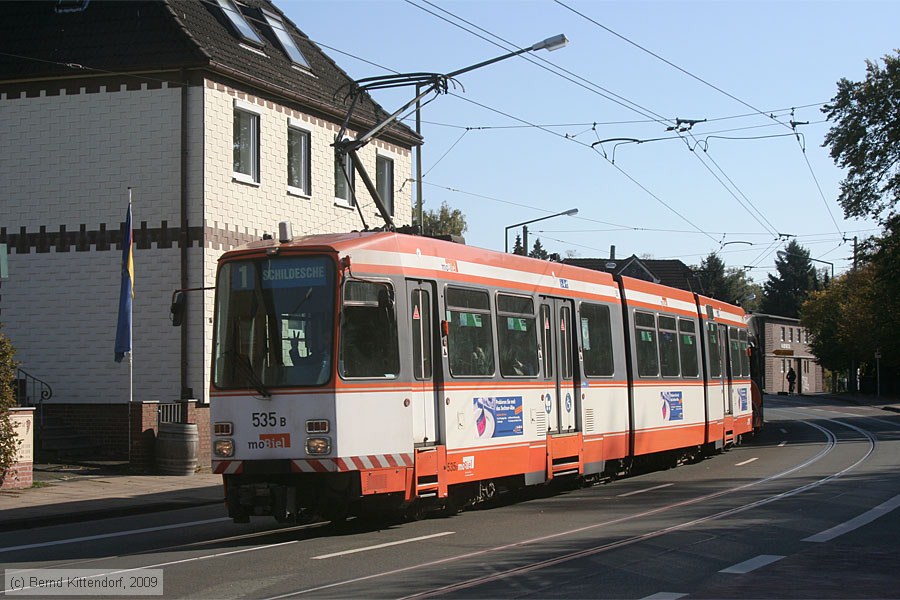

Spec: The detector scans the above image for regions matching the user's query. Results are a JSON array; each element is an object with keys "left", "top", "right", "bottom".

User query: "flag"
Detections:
[{"left": 114, "top": 201, "right": 134, "bottom": 362}]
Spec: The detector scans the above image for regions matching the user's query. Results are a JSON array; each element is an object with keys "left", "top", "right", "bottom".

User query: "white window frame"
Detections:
[
  {"left": 375, "top": 151, "right": 395, "bottom": 217},
  {"left": 287, "top": 118, "right": 311, "bottom": 197},
  {"left": 233, "top": 99, "right": 260, "bottom": 185},
  {"left": 334, "top": 140, "right": 355, "bottom": 208}
]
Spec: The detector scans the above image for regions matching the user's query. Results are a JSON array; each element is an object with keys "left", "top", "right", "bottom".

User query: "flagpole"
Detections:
[
  {"left": 127, "top": 188, "right": 133, "bottom": 465},
  {"left": 116, "top": 189, "right": 135, "bottom": 465}
]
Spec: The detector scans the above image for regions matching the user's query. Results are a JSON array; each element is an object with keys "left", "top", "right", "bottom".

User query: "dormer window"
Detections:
[
  {"left": 216, "top": 0, "right": 263, "bottom": 46},
  {"left": 261, "top": 8, "right": 310, "bottom": 69},
  {"left": 55, "top": 0, "right": 90, "bottom": 13}
]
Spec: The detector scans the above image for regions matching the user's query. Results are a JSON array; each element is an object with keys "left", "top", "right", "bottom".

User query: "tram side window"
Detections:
[
  {"left": 580, "top": 303, "right": 614, "bottom": 377},
  {"left": 729, "top": 327, "right": 742, "bottom": 378},
  {"left": 559, "top": 306, "right": 573, "bottom": 380},
  {"left": 739, "top": 329, "right": 750, "bottom": 377},
  {"left": 707, "top": 322, "right": 723, "bottom": 379},
  {"left": 497, "top": 294, "right": 538, "bottom": 377},
  {"left": 634, "top": 311, "right": 659, "bottom": 377},
  {"left": 658, "top": 315, "right": 680, "bottom": 377},
  {"left": 340, "top": 280, "right": 400, "bottom": 378},
  {"left": 540, "top": 304, "right": 552, "bottom": 378},
  {"left": 411, "top": 288, "right": 432, "bottom": 380},
  {"left": 447, "top": 287, "right": 494, "bottom": 377},
  {"left": 678, "top": 319, "right": 700, "bottom": 377}
]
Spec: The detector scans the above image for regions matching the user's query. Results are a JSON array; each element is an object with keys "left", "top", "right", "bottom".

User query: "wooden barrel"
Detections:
[{"left": 156, "top": 423, "right": 199, "bottom": 476}]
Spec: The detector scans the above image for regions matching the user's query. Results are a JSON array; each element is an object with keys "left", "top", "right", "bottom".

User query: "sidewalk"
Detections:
[
  {"left": 811, "top": 391, "right": 900, "bottom": 413},
  {"left": 0, "top": 463, "right": 222, "bottom": 532}
]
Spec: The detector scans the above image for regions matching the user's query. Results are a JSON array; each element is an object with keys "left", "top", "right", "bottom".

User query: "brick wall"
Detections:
[
  {"left": 40, "top": 401, "right": 210, "bottom": 473},
  {"left": 0, "top": 408, "right": 35, "bottom": 490}
]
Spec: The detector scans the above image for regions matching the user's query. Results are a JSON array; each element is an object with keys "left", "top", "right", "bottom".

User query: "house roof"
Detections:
[
  {"left": 563, "top": 255, "right": 704, "bottom": 293},
  {"left": 0, "top": 0, "right": 419, "bottom": 147}
]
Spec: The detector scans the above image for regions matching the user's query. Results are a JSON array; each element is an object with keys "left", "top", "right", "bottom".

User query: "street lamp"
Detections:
[
  {"left": 505, "top": 208, "right": 579, "bottom": 253},
  {"left": 415, "top": 34, "right": 569, "bottom": 227},
  {"left": 777, "top": 250, "right": 834, "bottom": 279}
]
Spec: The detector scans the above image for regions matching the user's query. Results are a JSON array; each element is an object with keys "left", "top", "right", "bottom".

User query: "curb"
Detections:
[{"left": 0, "top": 498, "right": 223, "bottom": 533}]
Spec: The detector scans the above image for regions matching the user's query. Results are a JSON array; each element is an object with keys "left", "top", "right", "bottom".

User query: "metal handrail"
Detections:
[
  {"left": 15, "top": 367, "right": 52, "bottom": 429},
  {"left": 15, "top": 367, "right": 52, "bottom": 407}
]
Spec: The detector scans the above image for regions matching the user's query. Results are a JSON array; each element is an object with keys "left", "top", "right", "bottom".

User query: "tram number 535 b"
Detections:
[{"left": 251, "top": 412, "right": 287, "bottom": 428}]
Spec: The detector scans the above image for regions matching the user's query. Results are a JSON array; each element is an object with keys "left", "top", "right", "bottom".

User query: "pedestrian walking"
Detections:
[{"left": 786, "top": 366, "right": 797, "bottom": 395}]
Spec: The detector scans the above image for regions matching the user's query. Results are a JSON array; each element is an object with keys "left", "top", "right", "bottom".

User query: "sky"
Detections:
[{"left": 283, "top": 0, "right": 898, "bottom": 282}]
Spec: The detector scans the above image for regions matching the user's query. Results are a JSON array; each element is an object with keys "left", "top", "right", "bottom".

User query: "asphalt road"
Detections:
[{"left": 2, "top": 394, "right": 898, "bottom": 599}]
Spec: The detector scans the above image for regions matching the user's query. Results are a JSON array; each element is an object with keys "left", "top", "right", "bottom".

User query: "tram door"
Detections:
[
  {"left": 408, "top": 280, "right": 440, "bottom": 446},
  {"left": 540, "top": 298, "right": 578, "bottom": 433},
  {"left": 706, "top": 320, "right": 728, "bottom": 444},
  {"left": 722, "top": 325, "right": 735, "bottom": 417}
]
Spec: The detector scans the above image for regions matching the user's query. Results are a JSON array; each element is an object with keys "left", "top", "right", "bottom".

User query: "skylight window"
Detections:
[
  {"left": 55, "top": 0, "right": 90, "bottom": 13},
  {"left": 261, "top": 8, "right": 310, "bottom": 68},
  {"left": 216, "top": 0, "right": 263, "bottom": 46}
]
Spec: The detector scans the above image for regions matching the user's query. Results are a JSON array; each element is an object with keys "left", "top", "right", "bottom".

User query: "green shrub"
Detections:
[{"left": 0, "top": 324, "right": 19, "bottom": 480}]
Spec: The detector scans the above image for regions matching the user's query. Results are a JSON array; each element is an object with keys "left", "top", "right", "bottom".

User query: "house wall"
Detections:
[
  {"left": 750, "top": 315, "right": 825, "bottom": 395},
  {"left": 0, "top": 81, "right": 193, "bottom": 407},
  {"left": 198, "top": 78, "right": 413, "bottom": 403},
  {"left": 0, "top": 75, "right": 413, "bottom": 460}
]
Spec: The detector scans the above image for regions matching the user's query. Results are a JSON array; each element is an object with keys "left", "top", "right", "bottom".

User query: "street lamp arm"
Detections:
[
  {"left": 505, "top": 208, "right": 578, "bottom": 253},
  {"left": 333, "top": 33, "right": 568, "bottom": 233},
  {"left": 337, "top": 33, "right": 568, "bottom": 153},
  {"left": 507, "top": 209, "right": 579, "bottom": 230}
]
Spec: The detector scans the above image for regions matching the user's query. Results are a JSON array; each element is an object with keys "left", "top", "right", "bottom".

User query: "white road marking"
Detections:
[
  {"left": 804, "top": 493, "right": 900, "bottom": 543},
  {"left": 735, "top": 457, "right": 759, "bottom": 466},
  {"left": 780, "top": 428, "right": 788, "bottom": 434},
  {"left": 617, "top": 483, "right": 674, "bottom": 497},
  {"left": 0, "top": 517, "right": 229, "bottom": 554},
  {"left": 641, "top": 593, "right": 687, "bottom": 599},
  {"left": 312, "top": 532, "right": 455, "bottom": 559},
  {"left": 720, "top": 554, "right": 785, "bottom": 574},
  {"left": 778, "top": 441, "right": 787, "bottom": 447}
]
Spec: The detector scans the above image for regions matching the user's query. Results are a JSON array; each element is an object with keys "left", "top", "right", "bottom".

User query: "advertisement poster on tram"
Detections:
[{"left": 473, "top": 396, "right": 524, "bottom": 438}]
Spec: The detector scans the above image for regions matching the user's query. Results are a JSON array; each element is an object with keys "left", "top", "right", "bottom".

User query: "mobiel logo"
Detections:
[{"left": 248, "top": 433, "right": 291, "bottom": 450}]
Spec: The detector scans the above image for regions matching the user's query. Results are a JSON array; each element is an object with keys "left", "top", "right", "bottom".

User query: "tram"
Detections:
[{"left": 209, "top": 226, "right": 754, "bottom": 523}]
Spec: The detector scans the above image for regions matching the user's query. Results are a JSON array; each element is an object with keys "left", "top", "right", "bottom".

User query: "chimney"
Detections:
[{"left": 610, "top": 245, "right": 616, "bottom": 260}]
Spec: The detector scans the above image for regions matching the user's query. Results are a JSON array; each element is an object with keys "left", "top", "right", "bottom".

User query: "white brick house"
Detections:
[{"left": 0, "top": 0, "right": 418, "bottom": 461}]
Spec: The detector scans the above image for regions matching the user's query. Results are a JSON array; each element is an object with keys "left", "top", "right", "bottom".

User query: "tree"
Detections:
[
  {"left": 822, "top": 51, "right": 900, "bottom": 223},
  {"left": 802, "top": 273, "right": 856, "bottom": 373},
  {"left": 693, "top": 253, "right": 761, "bottom": 309},
  {"left": 0, "top": 325, "right": 19, "bottom": 482},
  {"left": 760, "top": 240, "right": 819, "bottom": 318},
  {"left": 725, "top": 268, "right": 762, "bottom": 312},
  {"left": 694, "top": 253, "right": 728, "bottom": 299},
  {"left": 512, "top": 234, "right": 526, "bottom": 256},
  {"left": 528, "top": 238, "right": 549, "bottom": 260},
  {"left": 422, "top": 201, "right": 467, "bottom": 237},
  {"left": 862, "top": 214, "right": 900, "bottom": 367}
]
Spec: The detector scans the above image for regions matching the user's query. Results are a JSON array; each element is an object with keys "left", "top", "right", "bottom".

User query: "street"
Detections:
[{"left": 2, "top": 394, "right": 898, "bottom": 599}]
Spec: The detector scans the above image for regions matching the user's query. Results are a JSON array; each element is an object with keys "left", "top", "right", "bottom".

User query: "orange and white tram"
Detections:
[{"left": 210, "top": 229, "right": 755, "bottom": 523}]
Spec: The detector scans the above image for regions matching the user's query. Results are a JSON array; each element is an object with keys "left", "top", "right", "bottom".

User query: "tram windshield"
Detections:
[{"left": 213, "top": 256, "right": 335, "bottom": 391}]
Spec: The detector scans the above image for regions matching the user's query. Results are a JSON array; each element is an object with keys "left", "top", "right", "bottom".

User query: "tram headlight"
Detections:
[
  {"left": 214, "top": 439, "right": 235, "bottom": 457},
  {"left": 306, "top": 437, "right": 331, "bottom": 455}
]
